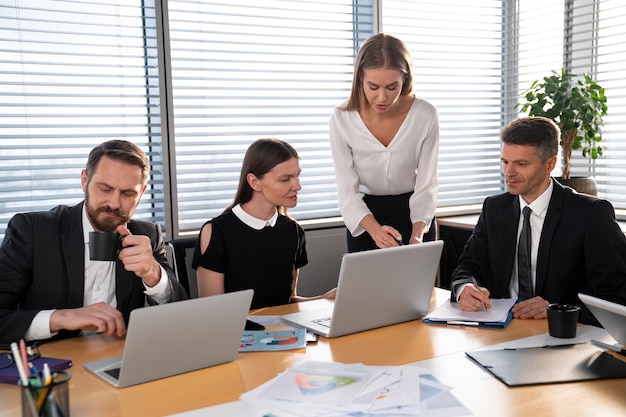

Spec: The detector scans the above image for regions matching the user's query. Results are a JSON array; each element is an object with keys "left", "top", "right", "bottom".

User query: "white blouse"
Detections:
[{"left": 329, "top": 96, "right": 439, "bottom": 236}]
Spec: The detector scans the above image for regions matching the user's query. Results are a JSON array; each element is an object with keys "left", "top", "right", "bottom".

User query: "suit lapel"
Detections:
[
  {"left": 498, "top": 197, "right": 520, "bottom": 295},
  {"left": 535, "top": 181, "right": 564, "bottom": 295},
  {"left": 60, "top": 203, "right": 86, "bottom": 307}
]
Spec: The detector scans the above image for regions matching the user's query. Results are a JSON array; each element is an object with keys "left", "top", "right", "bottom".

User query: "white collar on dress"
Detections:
[{"left": 232, "top": 204, "right": 278, "bottom": 230}]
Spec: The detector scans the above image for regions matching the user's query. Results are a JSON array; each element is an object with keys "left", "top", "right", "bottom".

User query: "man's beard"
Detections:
[{"left": 85, "top": 193, "right": 132, "bottom": 232}]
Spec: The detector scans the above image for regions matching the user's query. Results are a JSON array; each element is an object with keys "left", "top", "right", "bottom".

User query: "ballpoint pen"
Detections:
[
  {"left": 590, "top": 339, "right": 626, "bottom": 356},
  {"left": 10, "top": 342, "right": 29, "bottom": 386},
  {"left": 20, "top": 339, "right": 29, "bottom": 372},
  {"left": 471, "top": 276, "right": 488, "bottom": 312}
]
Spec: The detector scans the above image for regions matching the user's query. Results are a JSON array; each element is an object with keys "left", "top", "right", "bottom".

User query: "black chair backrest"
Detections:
[{"left": 167, "top": 237, "right": 199, "bottom": 298}]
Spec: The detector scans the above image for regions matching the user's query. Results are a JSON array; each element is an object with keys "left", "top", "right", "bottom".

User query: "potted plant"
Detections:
[{"left": 516, "top": 68, "right": 608, "bottom": 194}]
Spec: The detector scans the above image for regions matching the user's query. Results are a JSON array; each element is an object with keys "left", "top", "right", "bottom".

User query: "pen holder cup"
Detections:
[
  {"left": 547, "top": 303, "right": 580, "bottom": 338},
  {"left": 20, "top": 371, "right": 71, "bottom": 417}
]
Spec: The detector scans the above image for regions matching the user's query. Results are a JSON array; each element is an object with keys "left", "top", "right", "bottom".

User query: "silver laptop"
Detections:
[
  {"left": 579, "top": 292, "right": 626, "bottom": 346},
  {"left": 84, "top": 289, "right": 253, "bottom": 388},
  {"left": 281, "top": 240, "right": 443, "bottom": 338}
]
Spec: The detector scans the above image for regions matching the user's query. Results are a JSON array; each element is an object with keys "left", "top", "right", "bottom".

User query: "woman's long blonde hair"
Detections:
[{"left": 341, "top": 33, "right": 414, "bottom": 112}]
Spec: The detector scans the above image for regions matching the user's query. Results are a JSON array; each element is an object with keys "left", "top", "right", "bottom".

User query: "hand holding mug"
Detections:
[{"left": 115, "top": 225, "right": 162, "bottom": 287}]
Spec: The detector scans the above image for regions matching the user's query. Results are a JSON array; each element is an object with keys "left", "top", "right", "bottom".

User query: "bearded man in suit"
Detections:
[{"left": 0, "top": 140, "right": 187, "bottom": 346}]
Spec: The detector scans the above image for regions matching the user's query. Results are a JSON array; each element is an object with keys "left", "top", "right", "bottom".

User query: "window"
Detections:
[
  {"left": 513, "top": 0, "right": 626, "bottom": 205},
  {"left": 166, "top": 0, "right": 373, "bottom": 235},
  {"left": 588, "top": 0, "right": 626, "bottom": 206},
  {"left": 382, "top": 0, "right": 505, "bottom": 206},
  {"left": 0, "top": 0, "right": 165, "bottom": 238},
  {"left": 3, "top": 0, "right": 626, "bottom": 240}
]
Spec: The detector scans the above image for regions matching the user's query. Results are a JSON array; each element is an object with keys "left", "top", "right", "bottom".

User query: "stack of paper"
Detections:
[{"left": 239, "top": 360, "right": 472, "bottom": 416}]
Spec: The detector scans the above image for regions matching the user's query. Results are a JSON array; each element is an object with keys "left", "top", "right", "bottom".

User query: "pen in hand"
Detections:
[{"left": 471, "top": 276, "right": 488, "bottom": 312}]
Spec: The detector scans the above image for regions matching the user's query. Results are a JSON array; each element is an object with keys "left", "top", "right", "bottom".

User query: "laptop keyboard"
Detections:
[
  {"left": 104, "top": 367, "right": 121, "bottom": 380},
  {"left": 313, "top": 316, "right": 333, "bottom": 328}
]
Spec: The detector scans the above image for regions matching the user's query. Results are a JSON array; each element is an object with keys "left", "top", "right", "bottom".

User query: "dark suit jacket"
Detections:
[
  {"left": 0, "top": 202, "right": 187, "bottom": 346},
  {"left": 451, "top": 179, "right": 626, "bottom": 325}
]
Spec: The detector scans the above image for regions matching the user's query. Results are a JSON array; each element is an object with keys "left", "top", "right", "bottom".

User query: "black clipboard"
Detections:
[{"left": 465, "top": 343, "right": 626, "bottom": 386}]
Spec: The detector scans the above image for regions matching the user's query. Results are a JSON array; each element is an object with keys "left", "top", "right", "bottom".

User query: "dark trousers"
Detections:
[{"left": 346, "top": 192, "right": 436, "bottom": 253}]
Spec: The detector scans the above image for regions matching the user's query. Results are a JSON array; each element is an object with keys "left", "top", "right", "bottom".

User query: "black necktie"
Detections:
[{"left": 518, "top": 206, "right": 533, "bottom": 300}]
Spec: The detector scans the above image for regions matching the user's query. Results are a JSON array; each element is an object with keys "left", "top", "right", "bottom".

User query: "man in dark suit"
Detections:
[
  {"left": 0, "top": 140, "right": 187, "bottom": 346},
  {"left": 451, "top": 116, "right": 626, "bottom": 324}
]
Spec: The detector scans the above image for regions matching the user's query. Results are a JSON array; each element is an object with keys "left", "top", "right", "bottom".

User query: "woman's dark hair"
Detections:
[
  {"left": 225, "top": 138, "right": 299, "bottom": 215},
  {"left": 341, "top": 33, "right": 414, "bottom": 112}
]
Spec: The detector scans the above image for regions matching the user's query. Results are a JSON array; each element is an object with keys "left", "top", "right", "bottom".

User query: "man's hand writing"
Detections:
[{"left": 459, "top": 283, "right": 491, "bottom": 312}]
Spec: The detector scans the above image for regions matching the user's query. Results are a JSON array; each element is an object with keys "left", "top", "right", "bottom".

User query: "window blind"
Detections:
[
  {"left": 584, "top": 0, "right": 626, "bottom": 207},
  {"left": 513, "top": 0, "right": 626, "bottom": 208},
  {"left": 381, "top": 0, "right": 506, "bottom": 207},
  {"left": 166, "top": 0, "right": 373, "bottom": 234},
  {"left": 4, "top": 0, "right": 626, "bottom": 241},
  {"left": 0, "top": 0, "right": 166, "bottom": 237},
  {"left": 512, "top": 0, "right": 566, "bottom": 169}
]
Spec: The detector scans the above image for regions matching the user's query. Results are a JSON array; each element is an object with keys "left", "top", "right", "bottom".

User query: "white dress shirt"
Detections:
[
  {"left": 456, "top": 180, "right": 555, "bottom": 303},
  {"left": 329, "top": 96, "right": 439, "bottom": 236},
  {"left": 508, "top": 180, "right": 554, "bottom": 298}
]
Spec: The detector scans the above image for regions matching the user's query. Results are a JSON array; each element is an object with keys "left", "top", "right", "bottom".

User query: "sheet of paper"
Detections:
[
  {"left": 475, "top": 324, "right": 611, "bottom": 350},
  {"left": 254, "top": 361, "right": 383, "bottom": 407},
  {"left": 240, "top": 316, "right": 307, "bottom": 352},
  {"left": 165, "top": 399, "right": 301, "bottom": 417}
]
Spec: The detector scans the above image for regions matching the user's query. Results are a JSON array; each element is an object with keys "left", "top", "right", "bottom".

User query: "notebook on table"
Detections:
[
  {"left": 465, "top": 342, "right": 626, "bottom": 386},
  {"left": 0, "top": 356, "right": 72, "bottom": 385},
  {"left": 84, "top": 289, "right": 253, "bottom": 388},
  {"left": 280, "top": 240, "right": 444, "bottom": 338}
]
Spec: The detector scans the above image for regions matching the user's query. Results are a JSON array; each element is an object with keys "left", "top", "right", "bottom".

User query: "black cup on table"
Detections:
[
  {"left": 89, "top": 231, "right": 123, "bottom": 261},
  {"left": 547, "top": 303, "right": 581, "bottom": 338}
]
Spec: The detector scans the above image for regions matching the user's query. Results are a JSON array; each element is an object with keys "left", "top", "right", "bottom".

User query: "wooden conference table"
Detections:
[{"left": 1, "top": 289, "right": 625, "bottom": 416}]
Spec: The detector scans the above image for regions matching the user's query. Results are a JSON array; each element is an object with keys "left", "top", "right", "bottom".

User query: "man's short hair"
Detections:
[
  {"left": 86, "top": 140, "right": 150, "bottom": 184},
  {"left": 500, "top": 116, "right": 560, "bottom": 162}
]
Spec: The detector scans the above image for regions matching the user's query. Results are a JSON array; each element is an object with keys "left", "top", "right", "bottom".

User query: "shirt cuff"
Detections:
[
  {"left": 24, "top": 310, "right": 58, "bottom": 341},
  {"left": 143, "top": 265, "right": 172, "bottom": 304},
  {"left": 455, "top": 283, "right": 470, "bottom": 303}
]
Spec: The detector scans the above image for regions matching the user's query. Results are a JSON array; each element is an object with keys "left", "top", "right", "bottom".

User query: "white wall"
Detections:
[{"left": 297, "top": 225, "right": 347, "bottom": 296}]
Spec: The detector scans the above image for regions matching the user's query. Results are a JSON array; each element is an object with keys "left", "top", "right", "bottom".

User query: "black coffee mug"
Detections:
[
  {"left": 547, "top": 303, "right": 581, "bottom": 338},
  {"left": 89, "top": 231, "right": 123, "bottom": 261}
]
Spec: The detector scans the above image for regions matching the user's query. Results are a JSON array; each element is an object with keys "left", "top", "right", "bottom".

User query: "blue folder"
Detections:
[{"left": 423, "top": 310, "right": 513, "bottom": 328}]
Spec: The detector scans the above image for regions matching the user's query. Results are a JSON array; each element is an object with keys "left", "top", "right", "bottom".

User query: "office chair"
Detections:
[{"left": 166, "top": 237, "right": 199, "bottom": 298}]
